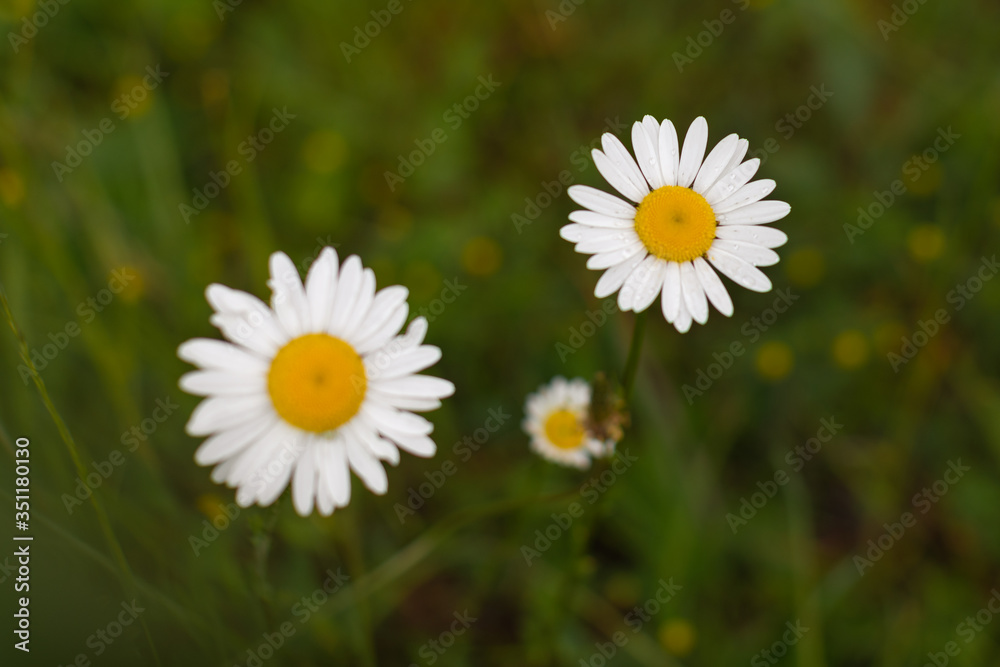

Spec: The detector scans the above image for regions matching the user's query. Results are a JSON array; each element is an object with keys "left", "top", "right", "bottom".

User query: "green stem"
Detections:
[
  {"left": 1, "top": 286, "right": 161, "bottom": 666},
  {"left": 620, "top": 310, "right": 649, "bottom": 404}
]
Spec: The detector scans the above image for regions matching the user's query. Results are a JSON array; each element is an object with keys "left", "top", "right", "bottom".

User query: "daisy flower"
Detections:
[
  {"left": 560, "top": 116, "right": 791, "bottom": 333},
  {"left": 523, "top": 377, "right": 615, "bottom": 469},
  {"left": 178, "top": 248, "right": 454, "bottom": 516}
]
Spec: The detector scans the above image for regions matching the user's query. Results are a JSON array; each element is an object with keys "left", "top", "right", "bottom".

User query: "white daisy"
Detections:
[
  {"left": 523, "top": 377, "right": 614, "bottom": 469},
  {"left": 178, "top": 248, "right": 454, "bottom": 516},
  {"left": 560, "top": 115, "right": 791, "bottom": 333}
]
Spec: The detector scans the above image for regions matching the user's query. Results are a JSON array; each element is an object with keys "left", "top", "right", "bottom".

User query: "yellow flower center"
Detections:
[
  {"left": 634, "top": 186, "right": 717, "bottom": 263},
  {"left": 543, "top": 409, "right": 585, "bottom": 450},
  {"left": 267, "top": 334, "right": 366, "bottom": 433}
]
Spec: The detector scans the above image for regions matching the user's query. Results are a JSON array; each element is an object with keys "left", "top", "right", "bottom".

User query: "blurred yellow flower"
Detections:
[
  {"left": 659, "top": 618, "right": 696, "bottom": 656},
  {"left": 905, "top": 161, "right": 942, "bottom": 196},
  {"left": 756, "top": 341, "right": 793, "bottom": 380},
  {"left": 785, "top": 246, "right": 824, "bottom": 288},
  {"left": 0, "top": 168, "right": 25, "bottom": 208},
  {"left": 302, "top": 130, "right": 348, "bottom": 173},
  {"left": 832, "top": 329, "right": 869, "bottom": 369},
  {"left": 376, "top": 205, "right": 413, "bottom": 241},
  {"left": 461, "top": 236, "right": 503, "bottom": 277},
  {"left": 907, "top": 224, "right": 944, "bottom": 262}
]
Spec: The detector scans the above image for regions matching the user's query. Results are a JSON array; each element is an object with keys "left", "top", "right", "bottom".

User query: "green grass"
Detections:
[{"left": 3, "top": 0, "right": 1000, "bottom": 664}]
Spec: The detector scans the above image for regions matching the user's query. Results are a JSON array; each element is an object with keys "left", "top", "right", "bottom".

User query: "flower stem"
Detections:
[{"left": 620, "top": 310, "right": 649, "bottom": 404}]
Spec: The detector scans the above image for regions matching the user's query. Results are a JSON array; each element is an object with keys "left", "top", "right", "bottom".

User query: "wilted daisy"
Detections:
[
  {"left": 560, "top": 116, "right": 790, "bottom": 333},
  {"left": 178, "top": 248, "right": 454, "bottom": 516},
  {"left": 523, "top": 377, "right": 615, "bottom": 469}
]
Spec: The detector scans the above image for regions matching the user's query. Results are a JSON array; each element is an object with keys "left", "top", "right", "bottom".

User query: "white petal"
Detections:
[
  {"left": 327, "top": 255, "right": 363, "bottom": 336},
  {"left": 721, "top": 139, "right": 749, "bottom": 176},
  {"left": 362, "top": 402, "right": 433, "bottom": 437},
  {"left": 574, "top": 229, "right": 641, "bottom": 254},
  {"left": 368, "top": 389, "right": 441, "bottom": 412},
  {"left": 254, "top": 436, "right": 304, "bottom": 506},
  {"left": 717, "top": 201, "right": 791, "bottom": 226},
  {"left": 304, "top": 247, "right": 339, "bottom": 333},
  {"left": 341, "top": 268, "right": 377, "bottom": 340},
  {"left": 194, "top": 413, "right": 278, "bottom": 465},
  {"left": 209, "top": 313, "right": 284, "bottom": 358},
  {"left": 632, "top": 119, "right": 664, "bottom": 190},
  {"left": 707, "top": 247, "right": 773, "bottom": 293},
  {"left": 705, "top": 159, "right": 760, "bottom": 205},
  {"left": 594, "top": 252, "right": 645, "bottom": 299},
  {"left": 660, "top": 261, "right": 681, "bottom": 323},
  {"left": 693, "top": 257, "right": 733, "bottom": 317},
  {"left": 713, "top": 179, "right": 777, "bottom": 214},
  {"left": 387, "top": 433, "right": 437, "bottom": 458},
  {"left": 658, "top": 119, "right": 680, "bottom": 186},
  {"left": 680, "top": 261, "right": 709, "bottom": 324},
  {"left": 351, "top": 285, "right": 409, "bottom": 345},
  {"left": 180, "top": 370, "right": 266, "bottom": 396},
  {"left": 714, "top": 225, "right": 788, "bottom": 249},
  {"left": 677, "top": 117, "right": 709, "bottom": 188},
  {"left": 568, "top": 185, "right": 636, "bottom": 218},
  {"left": 693, "top": 134, "right": 739, "bottom": 194},
  {"left": 366, "top": 345, "right": 442, "bottom": 382},
  {"left": 560, "top": 223, "right": 588, "bottom": 242},
  {"left": 568, "top": 210, "right": 635, "bottom": 229},
  {"left": 585, "top": 241, "right": 645, "bottom": 270},
  {"left": 346, "top": 439, "right": 388, "bottom": 494},
  {"left": 354, "top": 303, "right": 408, "bottom": 356},
  {"left": 319, "top": 439, "right": 351, "bottom": 507},
  {"left": 228, "top": 421, "right": 297, "bottom": 491},
  {"left": 372, "top": 375, "right": 455, "bottom": 400},
  {"left": 292, "top": 442, "right": 318, "bottom": 516},
  {"left": 178, "top": 339, "right": 269, "bottom": 373},
  {"left": 632, "top": 257, "right": 666, "bottom": 313},
  {"left": 600, "top": 133, "right": 649, "bottom": 199},
  {"left": 268, "top": 252, "right": 309, "bottom": 337},
  {"left": 673, "top": 294, "right": 693, "bottom": 333},
  {"left": 711, "top": 239, "right": 780, "bottom": 267},
  {"left": 593, "top": 148, "right": 647, "bottom": 203},
  {"left": 186, "top": 394, "right": 272, "bottom": 436},
  {"left": 345, "top": 420, "right": 400, "bottom": 465}
]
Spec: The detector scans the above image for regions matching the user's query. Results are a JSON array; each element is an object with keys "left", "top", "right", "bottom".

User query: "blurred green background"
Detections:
[{"left": 2, "top": 0, "right": 1000, "bottom": 664}]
